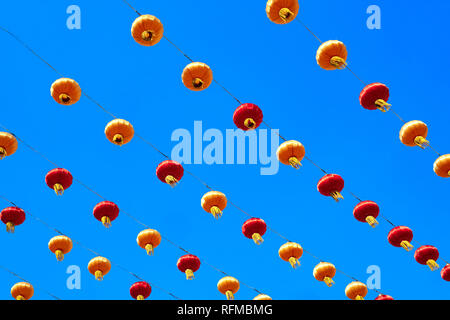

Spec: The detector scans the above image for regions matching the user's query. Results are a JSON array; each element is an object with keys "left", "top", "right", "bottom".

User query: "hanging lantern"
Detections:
[
  {"left": 359, "top": 83, "right": 391, "bottom": 112},
  {"left": 375, "top": 294, "right": 394, "bottom": 300},
  {"left": 93, "top": 201, "right": 119, "bottom": 228},
  {"left": 387, "top": 226, "right": 414, "bottom": 251},
  {"left": 345, "top": 281, "right": 368, "bottom": 300},
  {"left": 131, "top": 14, "right": 164, "bottom": 46},
  {"left": 201, "top": 191, "right": 227, "bottom": 219},
  {"left": 177, "top": 254, "right": 201, "bottom": 280},
  {"left": 233, "top": 103, "right": 263, "bottom": 131},
  {"left": 317, "top": 174, "right": 344, "bottom": 202},
  {"left": 88, "top": 256, "right": 111, "bottom": 281},
  {"left": 156, "top": 160, "right": 184, "bottom": 187},
  {"left": 217, "top": 276, "right": 239, "bottom": 300},
  {"left": 353, "top": 200, "right": 380, "bottom": 228},
  {"left": 181, "top": 62, "right": 213, "bottom": 91},
  {"left": 276, "top": 140, "right": 305, "bottom": 169},
  {"left": 50, "top": 78, "right": 81, "bottom": 105},
  {"left": 0, "top": 132, "right": 18, "bottom": 160},
  {"left": 48, "top": 235, "right": 73, "bottom": 261},
  {"left": 313, "top": 262, "right": 336, "bottom": 287},
  {"left": 130, "top": 281, "right": 152, "bottom": 300},
  {"left": 11, "top": 282, "right": 34, "bottom": 300},
  {"left": 399, "top": 120, "right": 429, "bottom": 149},
  {"left": 441, "top": 264, "right": 450, "bottom": 282},
  {"left": 137, "top": 229, "right": 161, "bottom": 255},
  {"left": 266, "top": 0, "right": 299, "bottom": 24},
  {"left": 278, "top": 242, "right": 303, "bottom": 268},
  {"left": 316, "top": 40, "right": 347, "bottom": 70},
  {"left": 433, "top": 154, "right": 450, "bottom": 178},
  {"left": 0, "top": 207, "right": 25, "bottom": 233},
  {"left": 242, "top": 218, "right": 267, "bottom": 245},
  {"left": 45, "top": 168, "right": 73, "bottom": 196},
  {"left": 414, "top": 245, "right": 440, "bottom": 271},
  {"left": 104, "top": 119, "right": 134, "bottom": 146}
]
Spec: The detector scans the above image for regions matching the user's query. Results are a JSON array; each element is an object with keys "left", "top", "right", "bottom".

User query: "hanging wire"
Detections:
[
  {"left": 121, "top": 0, "right": 141, "bottom": 16},
  {"left": 0, "top": 195, "right": 181, "bottom": 300},
  {"left": 297, "top": 18, "right": 323, "bottom": 44},
  {"left": 0, "top": 265, "right": 61, "bottom": 300}
]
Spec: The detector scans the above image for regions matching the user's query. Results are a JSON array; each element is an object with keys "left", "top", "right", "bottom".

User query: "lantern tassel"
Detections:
[
  {"left": 113, "top": 134, "right": 124, "bottom": 146},
  {"left": 414, "top": 136, "right": 429, "bottom": 149},
  {"left": 279, "top": 8, "right": 294, "bottom": 22},
  {"left": 288, "top": 157, "right": 302, "bottom": 169},
  {"left": 426, "top": 259, "right": 439, "bottom": 271},
  {"left": 55, "top": 249, "right": 64, "bottom": 262},
  {"left": 400, "top": 240, "right": 414, "bottom": 252},
  {"left": 375, "top": 99, "right": 391, "bottom": 112},
  {"left": 53, "top": 183, "right": 64, "bottom": 196},
  {"left": 355, "top": 295, "right": 365, "bottom": 301},
  {"left": 365, "top": 215, "right": 379, "bottom": 228},
  {"left": 192, "top": 78, "right": 204, "bottom": 89},
  {"left": 330, "top": 191, "right": 344, "bottom": 202},
  {"left": 185, "top": 269, "right": 194, "bottom": 280},
  {"left": 16, "top": 295, "right": 25, "bottom": 301},
  {"left": 101, "top": 216, "right": 111, "bottom": 228},
  {"left": 6, "top": 222, "right": 15, "bottom": 233},
  {"left": 330, "top": 56, "right": 347, "bottom": 69},
  {"left": 252, "top": 233, "right": 264, "bottom": 245},
  {"left": 59, "top": 93, "right": 71, "bottom": 104},
  {"left": 288, "top": 257, "right": 300, "bottom": 269},
  {"left": 324, "top": 277, "right": 335, "bottom": 287},
  {"left": 165, "top": 175, "right": 179, "bottom": 187},
  {"left": 244, "top": 118, "right": 256, "bottom": 130},
  {"left": 141, "top": 30, "right": 153, "bottom": 41},
  {"left": 95, "top": 270, "right": 104, "bottom": 281},
  {"left": 225, "top": 290, "right": 234, "bottom": 300},
  {"left": 145, "top": 243, "right": 154, "bottom": 255},
  {"left": 210, "top": 206, "right": 222, "bottom": 219},
  {"left": 0, "top": 147, "right": 7, "bottom": 159},
  {"left": 137, "top": 295, "right": 145, "bottom": 300}
]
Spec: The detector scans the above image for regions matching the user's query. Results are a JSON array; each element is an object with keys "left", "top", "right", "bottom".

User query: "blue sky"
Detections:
[{"left": 0, "top": 0, "right": 449, "bottom": 300}]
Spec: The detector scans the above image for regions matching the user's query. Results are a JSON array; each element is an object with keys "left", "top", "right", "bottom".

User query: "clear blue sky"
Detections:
[{"left": 0, "top": 0, "right": 449, "bottom": 300}]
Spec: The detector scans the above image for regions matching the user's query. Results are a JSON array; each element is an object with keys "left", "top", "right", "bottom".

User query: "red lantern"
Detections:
[
  {"left": 177, "top": 254, "right": 201, "bottom": 280},
  {"left": 359, "top": 83, "right": 391, "bottom": 112},
  {"left": 130, "top": 281, "right": 152, "bottom": 300},
  {"left": 317, "top": 174, "right": 344, "bottom": 202},
  {"left": 441, "top": 264, "right": 450, "bottom": 282},
  {"left": 375, "top": 294, "right": 394, "bottom": 300},
  {"left": 387, "top": 226, "right": 414, "bottom": 251},
  {"left": 93, "top": 201, "right": 119, "bottom": 228},
  {"left": 242, "top": 218, "right": 267, "bottom": 245},
  {"left": 353, "top": 201, "right": 379, "bottom": 228},
  {"left": 156, "top": 160, "right": 184, "bottom": 187},
  {"left": 415, "top": 245, "right": 440, "bottom": 271},
  {"left": 0, "top": 207, "right": 25, "bottom": 233},
  {"left": 45, "top": 168, "right": 73, "bottom": 196},
  {"left": 233, "top": 103, "right": 263, "bottom": 131}
]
